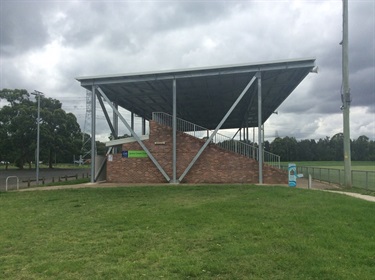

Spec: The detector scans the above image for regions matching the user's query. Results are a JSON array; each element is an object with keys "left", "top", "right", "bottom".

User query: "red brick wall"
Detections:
[{"left": 106, "top": 121, "right": 287, "bottom": 184}]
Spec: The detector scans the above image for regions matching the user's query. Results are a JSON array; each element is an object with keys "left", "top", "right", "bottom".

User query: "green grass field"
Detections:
[{"left": 1, "top": 185, "right": 374, "bottom": 279}]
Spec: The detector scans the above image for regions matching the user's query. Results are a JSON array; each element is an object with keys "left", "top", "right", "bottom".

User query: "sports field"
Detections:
[{"left": 1, "top": 185, "right": 374, "bottom": 279}]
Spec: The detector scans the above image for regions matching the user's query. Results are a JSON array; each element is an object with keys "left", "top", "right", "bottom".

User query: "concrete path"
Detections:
[
  {"left": 296, "top": 177, "right": 375, "bottom": 202},
  {"left": 322, "top": 190, "right": 375, "bottom": 202}
]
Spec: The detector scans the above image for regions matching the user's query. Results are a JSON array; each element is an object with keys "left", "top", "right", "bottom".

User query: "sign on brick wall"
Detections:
[{"left": 122, "top": 150, "right": 148, "bottom": 158}]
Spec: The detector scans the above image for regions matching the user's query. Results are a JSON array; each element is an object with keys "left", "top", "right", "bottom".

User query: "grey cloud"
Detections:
[
  {"left": 1, "top": 1, "right": 374, "bottom": 141},
  {"left": 0, "top": 1, "right": 51, "bottom": 57}
]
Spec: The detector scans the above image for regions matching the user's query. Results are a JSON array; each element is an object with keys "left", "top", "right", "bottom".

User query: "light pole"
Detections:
[
  {"left": 31, "top": 90, "right": 43, "bottom": 185},
  {"left": 342, "top": 0, "right": 351, "bottom": 187}
]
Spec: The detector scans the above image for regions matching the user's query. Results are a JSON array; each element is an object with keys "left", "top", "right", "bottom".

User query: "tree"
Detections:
[
  {"left": 37, "top": 97, "right": 82, "bottom": 167},
  {"left": 352, "top": 135, "right": 369, "bottom": 161},
  {"left": 330, "top": 133, "right": 344, "bottom": 161},
  {"left": 270, "top": 136, "right": 298, "bottom": 162},
  {"left": 0, "top": 89, "right": 36, "bottom": 168},
  {"left": 0, "top": 89, "right": 82, "bottom": 168}
]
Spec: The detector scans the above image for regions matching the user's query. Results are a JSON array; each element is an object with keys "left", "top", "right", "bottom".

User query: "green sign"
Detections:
[{"left": 125, "top": 150, "right": 148, "bottom": 158}]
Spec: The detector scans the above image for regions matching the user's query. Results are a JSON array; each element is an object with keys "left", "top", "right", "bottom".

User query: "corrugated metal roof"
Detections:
[{"left": 76, "top": 58, "right": 316, "bottom": 129}]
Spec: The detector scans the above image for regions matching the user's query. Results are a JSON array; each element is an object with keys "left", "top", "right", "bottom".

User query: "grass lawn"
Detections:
[{"left": 1, "top": 185, "right": 374, "bottom": 279}]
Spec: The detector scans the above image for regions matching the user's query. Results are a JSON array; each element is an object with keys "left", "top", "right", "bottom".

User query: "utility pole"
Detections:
[
  {"left": 342, "top": 0, "right": 352, "bottom": 187},
  {"left": 32, "top": 90, "right": 43, "bottom": 185}
]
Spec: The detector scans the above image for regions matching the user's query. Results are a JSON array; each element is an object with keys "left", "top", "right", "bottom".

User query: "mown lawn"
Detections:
[{"left": 1, "top": 185, "right": 374, "bottom": 279}]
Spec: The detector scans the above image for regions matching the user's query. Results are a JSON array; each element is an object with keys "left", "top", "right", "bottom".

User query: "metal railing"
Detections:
[
  {"left": 152, "top": 112, "right": 280, "bottom": 168},
  {"left": 280, "top": 165, "right": 375, "bottom": 190}
]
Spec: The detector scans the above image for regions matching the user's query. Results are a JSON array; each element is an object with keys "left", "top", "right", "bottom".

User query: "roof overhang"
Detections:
[{"left": 76, "top": 58, "right": 316, "bottom": 129}]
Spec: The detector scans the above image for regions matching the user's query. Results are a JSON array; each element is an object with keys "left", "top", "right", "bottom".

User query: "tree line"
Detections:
[
  {"left": 1, "top": 89, "right": 373, "bottom": 169},
  {"left": 266, "top": 133, "right": 375, "bottom": 162}
]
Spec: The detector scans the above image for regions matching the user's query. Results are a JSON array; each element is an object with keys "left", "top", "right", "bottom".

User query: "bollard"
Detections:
[{"left": 308, "top": 174, "right": 312, "bottom": 189}]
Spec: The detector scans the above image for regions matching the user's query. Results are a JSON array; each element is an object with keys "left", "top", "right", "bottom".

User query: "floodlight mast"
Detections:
[{"left": 342, "top": 0, "right": 352, "bottom": 187}]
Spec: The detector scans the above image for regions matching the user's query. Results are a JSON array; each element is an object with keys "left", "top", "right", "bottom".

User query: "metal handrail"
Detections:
[{"left": 152, "top": 112, "right": 280, "bottom": 168}]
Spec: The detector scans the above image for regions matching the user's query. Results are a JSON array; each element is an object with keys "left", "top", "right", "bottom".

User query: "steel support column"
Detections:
[
  {"left": 113, "top": 102, "right": 118, "bottom": 138},
  {"left": 257, "top": 72, "right": 263, "bottom": 184},
  {"left": 131, "top": 112, "right": 134, "bottom": 132},
  {"left": 91, "top": 85, "right": 96, "bottom": 183},
  {"left": 178, "top": 75, "right": 257, "bottom": 182},
  {"left": 113, "top": 102, "right": 118, "bottom": 154},
  {"left": 246, "top": 124, "right": 249, "bottom": 142},
  {"left": 142, "top": 118, "right": 146, "bottom": 135},
  {"left": 172, "top": 79, "right": 177, "bottom": 183},
  {"left": 96, "top": 86, "right": 171, "bottom": 182}
]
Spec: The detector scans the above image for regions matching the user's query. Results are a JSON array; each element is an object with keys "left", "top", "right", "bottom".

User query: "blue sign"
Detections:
[
  {"left": 122, "top": 151, "right": 129, "bottom": 158},
  {"left": 288, "top": 163, "right": 297, "bottom": 187}
]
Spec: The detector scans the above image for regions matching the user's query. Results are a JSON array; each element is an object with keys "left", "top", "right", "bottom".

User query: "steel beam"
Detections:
[
  {"left": 257, "top": 72, "right": 263, "bottom": 184},
  {"left": 131, "top": 112, "right": 134, "bottom": 132},
  {"left": 113, "top": 102, "right": 118, "bottom": 138},
  {"left": 113, "top": 102, "right": 119, "bottom": 154},
  {"left": 172, "top": 78, "right": 177, "bottom": 183},
  {"left": 96, "top": 86, "right": 171, "bottom": 182},
  {"left": 91, "top": 85, "right": 96, "bottom": 183},
  {"left": 178, "top": 75, "right": 257, "bottom": 182},
  {"left": 97, "top": 93, "right": 116, "bottom": 137},
  {"left": 142, "top": 118, "right": 146, "bottom": 135}
]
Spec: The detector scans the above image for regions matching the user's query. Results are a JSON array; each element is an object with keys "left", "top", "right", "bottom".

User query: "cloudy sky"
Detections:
[{"left": 1, "top": 0, "right": 374, "bottom": 143}]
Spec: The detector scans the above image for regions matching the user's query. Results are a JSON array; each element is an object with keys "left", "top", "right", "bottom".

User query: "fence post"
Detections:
[
  {"left": 328, "top": 169, "right": 330, "bottom": 184},
  {"left": 319, "top": 168, "right": 321, "bottom": 181}
]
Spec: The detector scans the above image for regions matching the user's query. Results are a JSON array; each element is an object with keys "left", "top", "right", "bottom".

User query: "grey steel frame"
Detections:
[
  {"left": 257, "top": 72, "right": 263, "bottom": 184},
  {"left": 90, "top": 86, "right": 96, "bottom": 183},
  {"left": 172, "top": 79, "right": 177, "bottom": 183},
  {"left": 89, "top": 74, "right": 267, "bottom": 184}
]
